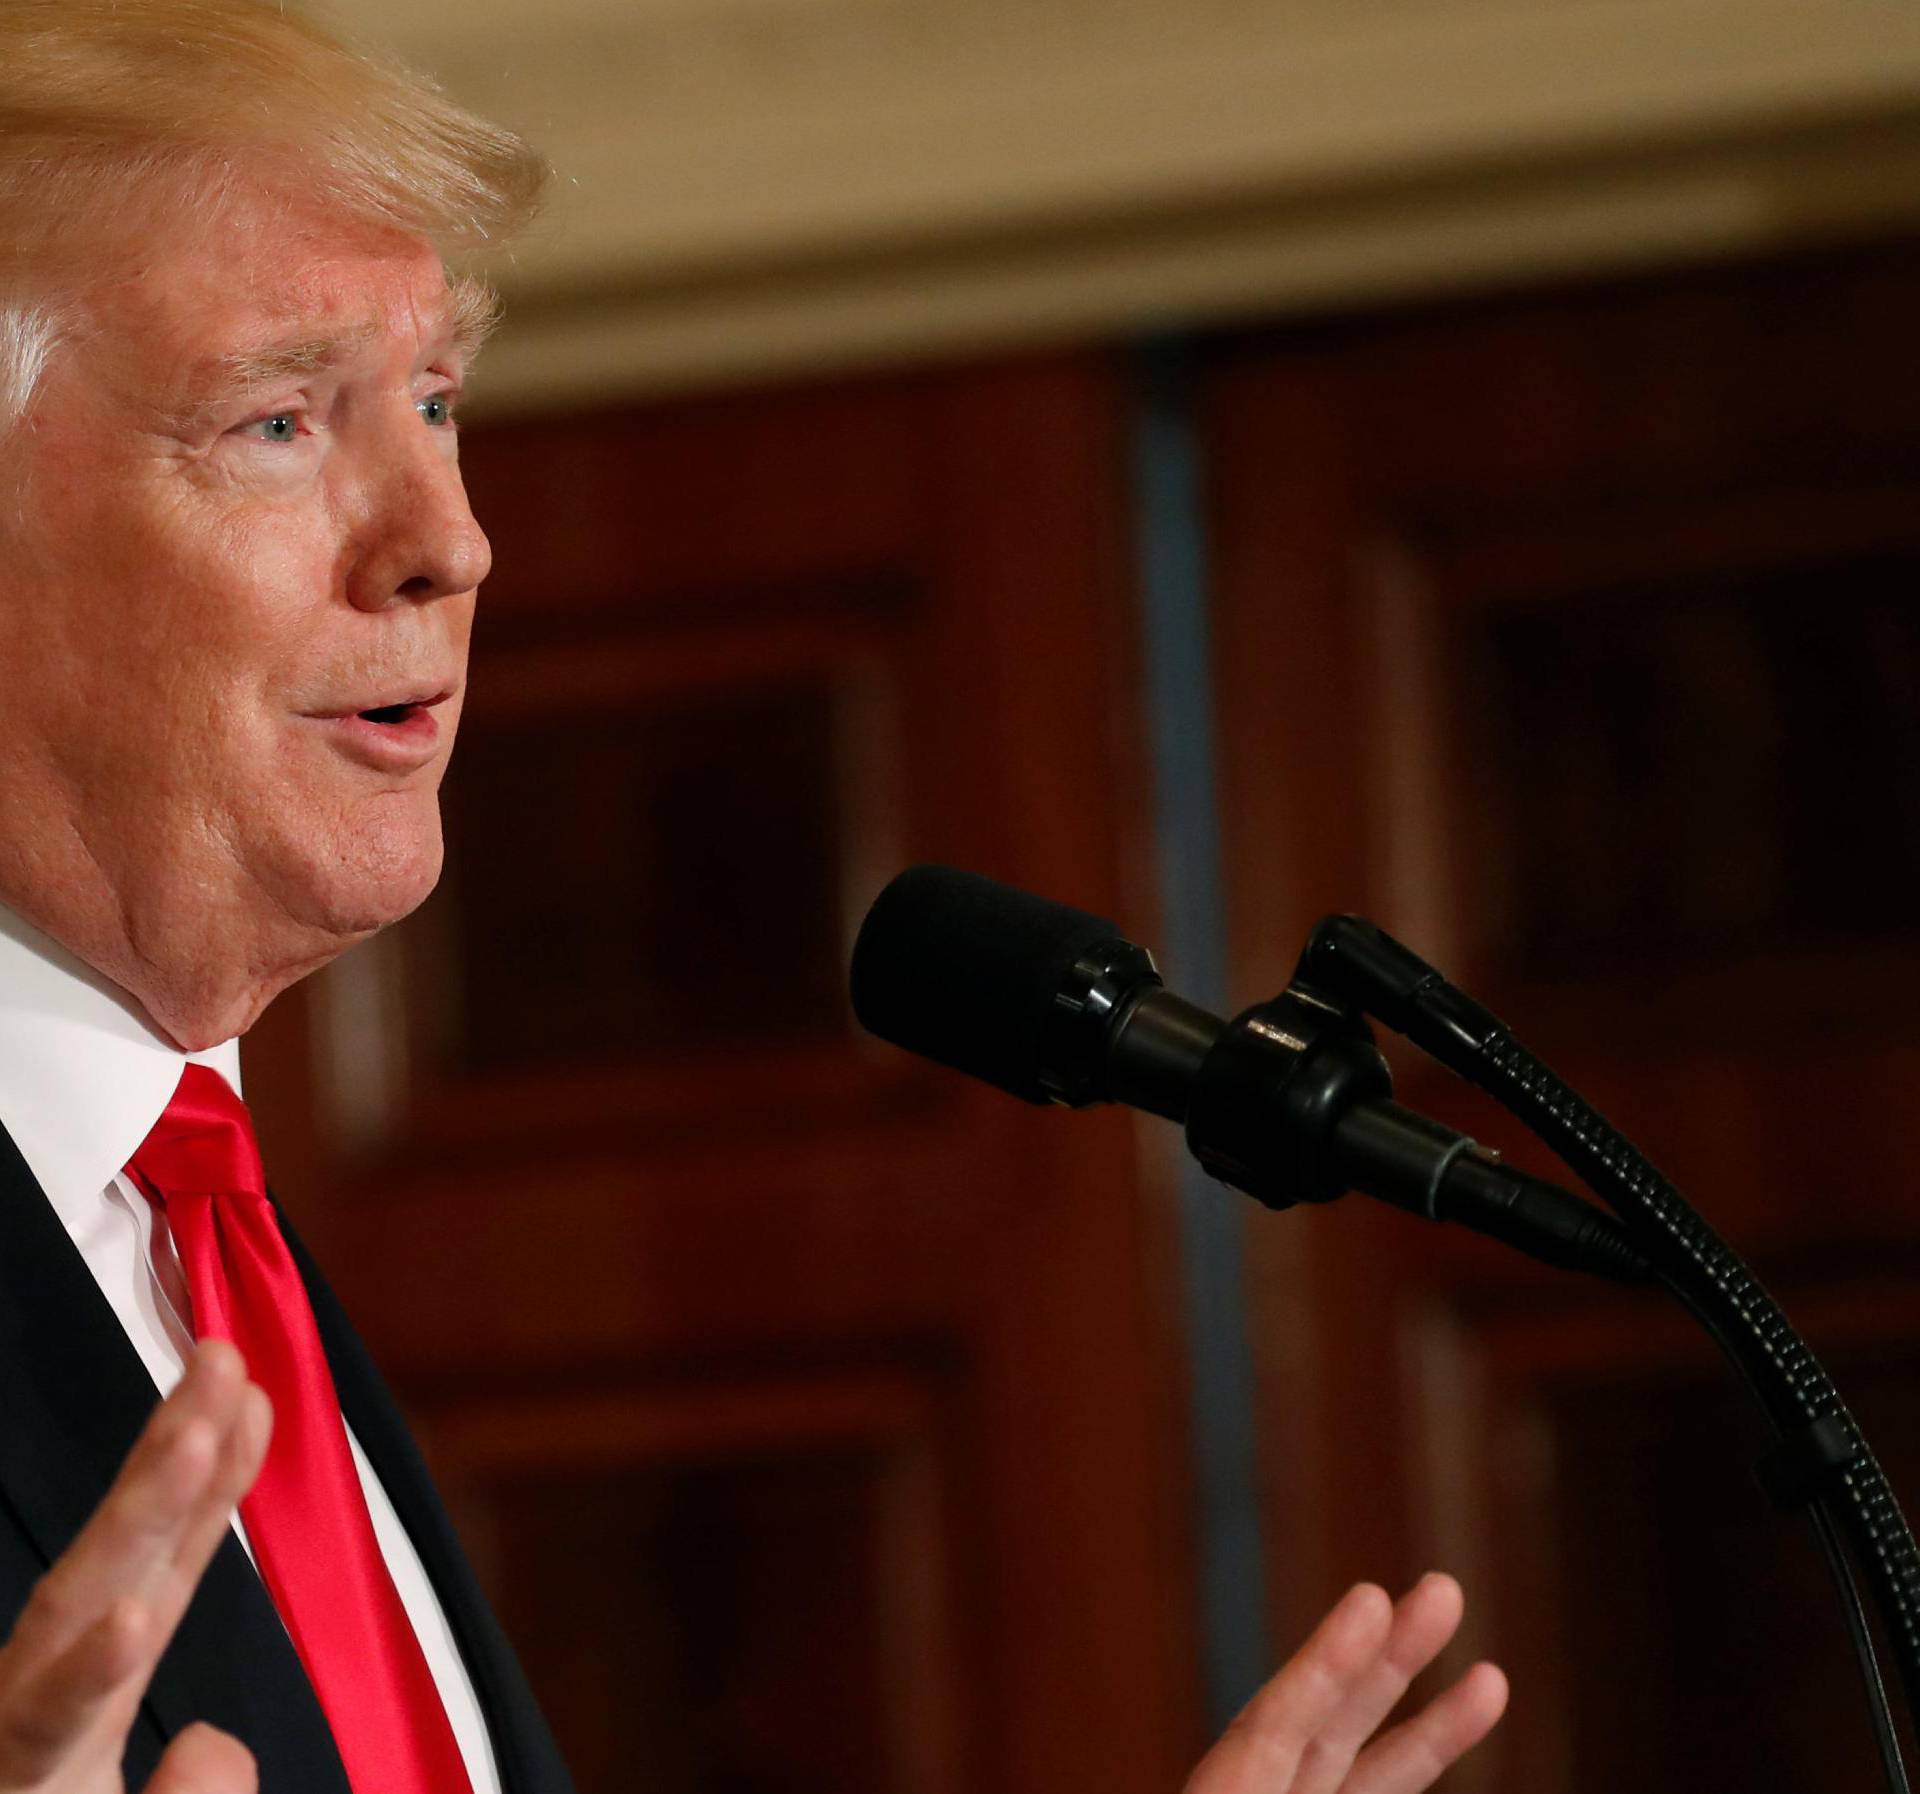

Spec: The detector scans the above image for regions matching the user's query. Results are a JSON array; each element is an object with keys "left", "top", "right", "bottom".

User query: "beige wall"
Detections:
[{"left": 324, "top": 0, "right": 1920, "bottom": 406}]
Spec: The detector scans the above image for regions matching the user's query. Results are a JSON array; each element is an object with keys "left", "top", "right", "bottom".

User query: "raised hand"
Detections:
[
  {"left": 1185, "top": 1573, "right": 1508, "bottom": 1794},
  {"left": 0, "top": 1340, "right": 270, "bottom": 1793}
]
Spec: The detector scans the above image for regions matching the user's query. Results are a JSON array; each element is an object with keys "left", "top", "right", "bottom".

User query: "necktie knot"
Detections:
[{"left": 128, "top": 1063, "right": 265, "bottom": 1204}]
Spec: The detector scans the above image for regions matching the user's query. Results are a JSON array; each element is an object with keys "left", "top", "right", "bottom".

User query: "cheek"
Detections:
[
  {"left": 109, "top": 509, "right": 332, "bottom": 722},
  {"left": 7, "top": 526, "right": 331, "bottom": 816}
]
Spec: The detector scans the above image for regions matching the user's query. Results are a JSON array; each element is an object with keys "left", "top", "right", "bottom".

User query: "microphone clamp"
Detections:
[
  {"left": 1157, "top": 970, "right": 1650, "bottom": 1281},
  {"left": 1183, "top": 988, "right": 1390, "bottom": 1209}
]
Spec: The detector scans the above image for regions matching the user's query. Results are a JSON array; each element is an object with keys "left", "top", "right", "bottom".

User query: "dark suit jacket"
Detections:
[{"left": 0, "top": 1119, "right": 577, "bottom": 1794}]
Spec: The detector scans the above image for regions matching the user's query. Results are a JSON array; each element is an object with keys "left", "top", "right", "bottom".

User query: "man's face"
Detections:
[{"left": 0, "top": 184, "right": 490, "bottom": 1002}]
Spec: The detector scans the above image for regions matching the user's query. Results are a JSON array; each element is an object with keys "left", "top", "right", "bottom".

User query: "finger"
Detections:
[
  {"left": 145, "top": 1720, "right": 258, "bottom": 1794},
  {"left": 6, "top": 1343, "right": 247, "bottom": 1663},
  {"left": 1290, "top": 1572, "right": 1468, "bottom": 1794},
  {"left": 0, "top": 1347, "right": 263, "bottom": 1787},
  {"left": 0, "top": 1597, "right": 147, "bottom": 1780},
  {"left": 1346, "top": 1661, "right": 1510, "bottom": 1794},
  {"left": 162, "top": 1384, "right": 270, "bottom": 1596},
  {"left": 131, "top": 1381, "right": 271, "bottom": 1652},
  {"left": 1185, "top": 1583, "right": 1395, "bottom": 1794}
]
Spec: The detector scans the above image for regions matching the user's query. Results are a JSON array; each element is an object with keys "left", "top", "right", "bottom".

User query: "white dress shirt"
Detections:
[{"left": 0, "top": 905, "right": 501, "bottom": 1793}]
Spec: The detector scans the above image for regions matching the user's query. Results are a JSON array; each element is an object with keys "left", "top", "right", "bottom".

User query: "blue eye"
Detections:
[
  {"left": 249, "top": 413, "right": 300, "bottom": 444},
  {"left": 417, "top": 394, "right": 455, "bottom": 427}
]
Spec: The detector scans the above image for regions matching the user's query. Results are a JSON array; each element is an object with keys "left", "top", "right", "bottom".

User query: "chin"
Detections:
[{"left": 277, "top": 804, "right": 448, "bottom": 939}]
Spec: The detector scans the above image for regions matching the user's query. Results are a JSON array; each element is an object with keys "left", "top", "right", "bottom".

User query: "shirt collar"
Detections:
[{"left": 0, "top": 905, "right": 242, "bottom": 1220}]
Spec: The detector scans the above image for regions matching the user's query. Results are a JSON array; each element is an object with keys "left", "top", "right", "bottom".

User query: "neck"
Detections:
[{"left": 0, "top": 842, "right": 351, "bottom": 1052}]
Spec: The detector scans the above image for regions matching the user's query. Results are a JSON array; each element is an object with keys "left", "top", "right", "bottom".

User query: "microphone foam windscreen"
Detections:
[{"left": 849, "top": 865, "right": 1121, "bottom": 1103}]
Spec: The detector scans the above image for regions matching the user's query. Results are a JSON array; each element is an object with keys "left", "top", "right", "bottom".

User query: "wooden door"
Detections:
[
  {"left": 1204, "top": 241, "right": 1920, "bottom": 1793},
  {"left": 246, "top": 355, "right": 1203, "bottom": 1794}
]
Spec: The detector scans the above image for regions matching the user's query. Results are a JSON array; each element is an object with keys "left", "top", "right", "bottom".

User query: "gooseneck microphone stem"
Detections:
[{"left": 1295, "top": 913, "right": 1920, "bottom": 1794}]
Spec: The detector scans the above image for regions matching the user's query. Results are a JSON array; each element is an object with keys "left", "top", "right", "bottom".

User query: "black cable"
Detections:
[
  {"left": 1810, "top": 1492, "right": 1913, "bottom": 1794},
  {"left": 1659, "top": 1266, "right": 1910, "bottom": 1794}
]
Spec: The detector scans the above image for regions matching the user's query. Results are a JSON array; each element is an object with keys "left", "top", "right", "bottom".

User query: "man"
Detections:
[{"left": 0, "top": 2, "right": 1508, "bottom": 1789}]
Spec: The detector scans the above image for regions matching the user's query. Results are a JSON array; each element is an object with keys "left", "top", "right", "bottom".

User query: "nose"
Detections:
[{"left": 343, "top": 424, "right": 492, "bottom": 612}]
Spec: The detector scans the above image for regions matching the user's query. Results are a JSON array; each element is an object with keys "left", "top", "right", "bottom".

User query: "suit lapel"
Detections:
[
  {"left": 0, "top": 1122, "right": 351, "bottom": 1794},
  {"left": 283, "top": 1215, "right": 578, "bottom": 1794}
]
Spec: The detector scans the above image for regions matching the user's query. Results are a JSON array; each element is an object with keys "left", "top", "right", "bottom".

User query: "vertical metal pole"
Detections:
[{"left": 1130, "top": 338, "right": 1272, "bottom": 1730}]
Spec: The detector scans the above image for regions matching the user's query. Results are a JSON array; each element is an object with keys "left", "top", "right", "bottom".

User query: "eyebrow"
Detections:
[
  {"left": 445, "top": 274, "right": 504, "bottom": 364},
  {"left": 163, "top": 275, "right": 503, "bottom": 436},
  {"left": 209, "top": 322, "right": 380, "bottom": 398}
]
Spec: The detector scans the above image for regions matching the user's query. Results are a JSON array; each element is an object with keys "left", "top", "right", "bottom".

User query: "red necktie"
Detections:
[{"left": 126, "top": 1064, "right": 474, "bottom": 1794}]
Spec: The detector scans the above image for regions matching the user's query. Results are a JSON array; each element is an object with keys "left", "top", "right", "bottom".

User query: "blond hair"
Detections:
[{"left": 0, "top": 0, "right": 547, "bottom": 431}]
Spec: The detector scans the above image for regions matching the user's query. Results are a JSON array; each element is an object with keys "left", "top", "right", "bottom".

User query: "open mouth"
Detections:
[
  {"left": 325, "top": 687, "right": 453, "bottom": 727},
  {"left": 304, "top": 688, "right": 453, "bottom": 763}
]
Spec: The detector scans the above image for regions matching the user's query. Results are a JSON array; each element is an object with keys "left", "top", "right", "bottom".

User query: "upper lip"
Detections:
[{"left": 303, "top": 685, "right": 456, "bottom": 720}]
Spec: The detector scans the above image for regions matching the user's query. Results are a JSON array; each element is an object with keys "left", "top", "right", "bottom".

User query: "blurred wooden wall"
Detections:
[
  {"left": 245, "top": 237, "right": 1920, "bottom": 1791},
  {"left": 1206, "top": 238, "right": 1920, "bottom": 1793}
]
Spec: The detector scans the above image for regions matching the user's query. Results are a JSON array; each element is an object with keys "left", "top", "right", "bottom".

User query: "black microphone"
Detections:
[{"left": 851, "top": 865, "right": 1648, "bottom": 1283}]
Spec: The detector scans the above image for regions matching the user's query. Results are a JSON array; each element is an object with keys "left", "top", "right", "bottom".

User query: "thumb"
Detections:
[{"left": 143, "top": 1722, "right": 256, "bottom": 1794}]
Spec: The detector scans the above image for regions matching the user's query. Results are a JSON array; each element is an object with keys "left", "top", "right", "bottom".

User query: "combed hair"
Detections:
[{"left": 0, "top": 0, "right": 548, "bottom": 432}]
